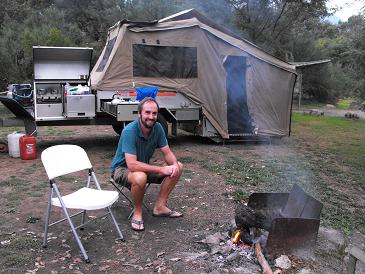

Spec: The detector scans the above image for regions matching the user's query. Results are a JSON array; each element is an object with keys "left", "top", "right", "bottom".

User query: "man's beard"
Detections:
[{"left": 141, "top": 118, "right": 156, "bottom": 129}]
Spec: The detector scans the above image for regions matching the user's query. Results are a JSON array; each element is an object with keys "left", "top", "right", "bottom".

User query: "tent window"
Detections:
[
  {"left": 133, "top": 44, "right": 198, "bottom": 78},
  {"left": 96, "top": 37, "right": 117, "bottom": 72}
]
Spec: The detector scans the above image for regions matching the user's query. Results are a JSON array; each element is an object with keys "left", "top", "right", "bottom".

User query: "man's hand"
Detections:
[{"left": 160, "top": 164, "right": 180, "bottom": 178}]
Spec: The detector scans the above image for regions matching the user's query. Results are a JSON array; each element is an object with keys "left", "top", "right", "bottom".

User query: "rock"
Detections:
[
  {"left": 317, "top": 227, "right": 346, "bottom": 252},
  {"left": 303, "top": 109, "right": 324, "bottom": 116},
  {"left": 348, "top": 230, "right": 365, "bottom": 249},
  {"left": 296, "top": 268, "right": 313, "bottom": 274},
  {"left": 229, "top": 266, "right": 261, "bottom": 273},
  {"left": 226, "top": 251, "right": 240, "bottom": 262},
  {"left": 349, "top": 101, "right": 361, "bottom": 109},
  {"left": 176, "top": 251, "right": 208, "bottom": 262},
  {"left": 220, "top": 245, "right": 232, "bottom": 255},
  {"left": 204, "top": 232, "right": 225, "bottom": 245},
  {"left": 210, "top": 269, "right": 229, "bottom": 274},
  {"left": 326, "top": 104, "right": 335, "bottom": 109},
  {"left": 211, "top": 246, "right": 221, "bottom": 255},
  {"left": 345, "top": 112, "right": 359, "bottom": 119},
  {"left": 274, "top": 255, "right": 291, "bottom": 269}
]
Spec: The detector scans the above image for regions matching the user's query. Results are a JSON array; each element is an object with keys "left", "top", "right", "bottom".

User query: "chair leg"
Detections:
[
  {"left": 80, "top": 210, "right": 87, "bottom": 230},
  {"left": 110, "top": 178, "right": 151, "bottom": 218},
  {"left": 143, "top": 182, "right": 152, "bottom": 212},
  {"left": 128, "top": 209, "right": 134, "bottom": 220},
  {"left": 43, "top": 187, "right": 53, "bottom": 247},
  {"left": 53, "top": 184, "right": 90, "bottom": 262},
  {"left": 107, "top": 207, "right": 124, "bottom": 241}
]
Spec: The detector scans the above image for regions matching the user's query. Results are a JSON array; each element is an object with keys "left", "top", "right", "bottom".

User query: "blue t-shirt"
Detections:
[{"left": 111, "top": 119, "right": 168, "bottom": 172}]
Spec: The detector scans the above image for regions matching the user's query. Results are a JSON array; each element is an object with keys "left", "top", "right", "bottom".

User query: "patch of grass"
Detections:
[
  {"left": 0, "top": 126, "right": 24, "bottom": 139},
  {"left": 291, "top": 112, "right": 365, "bottom": 234},
  {"left": 198, "top": 159, "right": 221, "bottom": 172},
  {"left": 292, "top": 112, "right": 365, "bottom": 172},
  {"left": 0, "top": 176, "right": 32, "bottom": 208},
  {"left": 298, "top": 101, "right": 326, "bottom": 109},
  {"left": 0, "top": 176, "right": 28, "bottom": 190},
  {"left": 180, "top": 156, "right": 195, "bottom": 163},
  {"left": 0, "top": 235, "right": 37, "bottom": 270},
  {"left": 26, "top": 216, "right": 40, "bottom": 223},
  {"left": 181, "top": 169, "right": 194, "bottom": 178},
  {"left": 60, "top": 174, "right": 77, "bottom": 182},
  {"left": 6, "top": 192, "right": 25, "bottom": 208},
  {"left": 31, "top": 180, "right": 50, "bottom": 197},
  {"left": 19, "top": 165, "right": 37, "bottom": 176},
  {"left": 45, "top": 126, "right": 75, "bottom": 136},
  {"left": 11, "top": 236, "right": 38, "bottom": 249},
  {"left": 336, "top": 98, "right": 354, "bottom": 110},
  {"left": 231, "top": 190, "right": 250, "bottom": 203},
  {"left": 199, "top": 156, "right": 276, "bottom": 196},
  {"left": 222, "top": 158, "right": 272, "bottom": 186},
  {"left": 0, "top": 252, "right": 30, "bottom": 268}
]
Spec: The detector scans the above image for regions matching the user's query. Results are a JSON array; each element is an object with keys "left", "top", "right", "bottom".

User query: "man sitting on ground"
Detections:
[{"left": 111, "top": 97, "right": 183, "bottom": 231}]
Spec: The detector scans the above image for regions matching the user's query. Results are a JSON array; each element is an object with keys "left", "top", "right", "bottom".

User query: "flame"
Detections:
[{"left": 232, "top": 230, "right": 241, "bottom": 244}]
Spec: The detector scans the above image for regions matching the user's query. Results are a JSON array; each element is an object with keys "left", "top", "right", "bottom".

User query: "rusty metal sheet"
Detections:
[{"left": 266, "top": 217, "right": 320, "bottom": 255}]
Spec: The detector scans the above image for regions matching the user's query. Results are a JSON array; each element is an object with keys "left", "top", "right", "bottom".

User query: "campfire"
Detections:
[
  {"left": 235, "top": 184, "right": 323, "bottom": 255},
  {"left": 233, "top": 184, "right": 322, "bottom": 272},
  {"left": 199, "top": 184, "right": 323, "bottom": 273},
  {"left": 231, "top": 230, "right": 241, "bottom": 245}
]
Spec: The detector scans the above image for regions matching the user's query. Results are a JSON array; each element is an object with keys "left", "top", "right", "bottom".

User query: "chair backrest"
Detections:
[{"left": 41, "top": 145, "right": 92, "bottom": 179}]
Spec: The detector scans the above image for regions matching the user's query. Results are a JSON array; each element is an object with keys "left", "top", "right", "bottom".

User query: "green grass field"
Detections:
[{"left": 292, "top": 112, "right": 365, "bottom": 170}]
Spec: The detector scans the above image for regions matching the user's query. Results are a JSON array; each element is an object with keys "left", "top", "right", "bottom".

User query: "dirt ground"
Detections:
[{"left": 0, "top": 125, "right": 364, "bottom": 273}]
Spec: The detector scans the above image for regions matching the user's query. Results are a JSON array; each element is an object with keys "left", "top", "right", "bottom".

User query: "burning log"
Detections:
[
  {"left": 255, "top": 242, "right": 274, "bottom": 274},
  {"left": 235, "top": 204, "right": 280, "bottom": 232}
]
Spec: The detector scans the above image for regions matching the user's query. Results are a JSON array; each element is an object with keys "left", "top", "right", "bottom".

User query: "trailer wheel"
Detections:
[
  {"left": 0, "top": 142, "right": 8, "bottom": 153},
  {"left": 157, "top": 115, "right": 168, "bottom": 137},
  {"left": 112, "top": 123, "right": 125, "bottom": 135}
]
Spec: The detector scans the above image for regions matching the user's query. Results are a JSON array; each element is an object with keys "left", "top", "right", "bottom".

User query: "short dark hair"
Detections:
[{"left": 138, "top": 97, "right": 159, "bottom": 114}]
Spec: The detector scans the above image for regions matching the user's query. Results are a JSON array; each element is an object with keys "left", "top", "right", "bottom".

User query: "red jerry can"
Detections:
[{"left": 19, "top": 135, "right": 37, "bottom": 160}]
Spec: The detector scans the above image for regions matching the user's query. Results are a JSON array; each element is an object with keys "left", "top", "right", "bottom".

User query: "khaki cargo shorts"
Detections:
[{"left": 112, "top": 166, "right": 165, "bottom": 189}]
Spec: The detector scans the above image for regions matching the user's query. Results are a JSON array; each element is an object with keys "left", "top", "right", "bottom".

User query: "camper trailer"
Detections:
[{"left": 0, "top": 9, "right": 297, "bottom": 142}]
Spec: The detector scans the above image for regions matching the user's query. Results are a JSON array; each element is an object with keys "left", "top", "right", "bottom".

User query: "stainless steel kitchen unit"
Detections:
[{"left": 33, "top": 46, "right": 93, "bottom": 121}]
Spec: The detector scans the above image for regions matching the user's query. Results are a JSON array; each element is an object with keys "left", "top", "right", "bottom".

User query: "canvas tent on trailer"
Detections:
[{"left": 90, "top": 9, "right": 297, "bottom": 140}]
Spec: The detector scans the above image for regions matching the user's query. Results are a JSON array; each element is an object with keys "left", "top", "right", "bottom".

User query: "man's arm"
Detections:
[
  {"left": 160, "top": 145, "right": 178, "bottom": 166},
  {"left": 125, "top": 152, "right": 174, "bottom": 176},
  {"left": 160, "top": 145, "right": 180, "bottom": 178}
]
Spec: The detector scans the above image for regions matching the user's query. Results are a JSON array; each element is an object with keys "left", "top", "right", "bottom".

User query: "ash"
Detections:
[{"left": 198, "top": 231, "right": 259, "bottom": 270}]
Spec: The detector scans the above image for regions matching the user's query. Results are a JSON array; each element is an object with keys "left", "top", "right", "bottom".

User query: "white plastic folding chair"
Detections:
[{"left": 41, "top": 144, "right": 124, "bottom": 263}]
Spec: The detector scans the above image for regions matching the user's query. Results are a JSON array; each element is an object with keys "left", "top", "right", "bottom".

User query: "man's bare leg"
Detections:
[
  {"left": 128, "top": 171, "right": 147, "bottom": 230},
  {"left": 153, "top": 162, "right": 183, "bottom": 215}
]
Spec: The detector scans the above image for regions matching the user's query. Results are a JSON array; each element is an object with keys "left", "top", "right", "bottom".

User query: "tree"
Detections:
[{"left": 227, "top": 0, "right": 329, "bottom": 59}]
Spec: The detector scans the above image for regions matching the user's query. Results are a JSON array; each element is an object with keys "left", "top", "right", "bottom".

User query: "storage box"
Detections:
[{"left": 65, "top": 95, "right": 95, "bottom": 118}]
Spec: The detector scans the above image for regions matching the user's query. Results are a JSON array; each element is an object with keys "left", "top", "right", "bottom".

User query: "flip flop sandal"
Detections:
[
  {"left": 131, "top": 218, "right": 144, "bottom": 231},
  {"left": 152, "top": 210, "right": 183, "bottom": 218}
]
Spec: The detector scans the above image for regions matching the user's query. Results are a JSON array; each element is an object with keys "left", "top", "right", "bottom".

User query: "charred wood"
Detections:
[{"left": 235, "top": 204, "right": 281, "bottom": 231}]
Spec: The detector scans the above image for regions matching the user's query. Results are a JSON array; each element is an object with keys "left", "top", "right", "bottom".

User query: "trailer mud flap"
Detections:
[
  {"left": 0, "top": 97, "right": 36, "bottom": 135},
  {"left": 0, "top": 97, "right": 34, "bottom": 120}
]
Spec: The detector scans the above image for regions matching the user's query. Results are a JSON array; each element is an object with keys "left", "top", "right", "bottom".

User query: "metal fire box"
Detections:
[
  {"left": 247, "top": 184, "right": 323, "bottom": 255},
  {"left": 65, "top": 95, "right": 95, "bottom": 118}
]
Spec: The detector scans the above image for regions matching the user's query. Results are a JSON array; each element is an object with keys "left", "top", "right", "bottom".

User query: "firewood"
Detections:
[
  {"left": 235, "top": 204, "right": 277, "bottom": 231},
  {"left": 255, "top": 242, "right": 273, "bottom": 274}
]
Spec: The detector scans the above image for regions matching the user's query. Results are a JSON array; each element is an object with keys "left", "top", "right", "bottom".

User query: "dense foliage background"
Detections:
[{"left": 0, "top": 0, "right": 364, "bottom": 103}]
